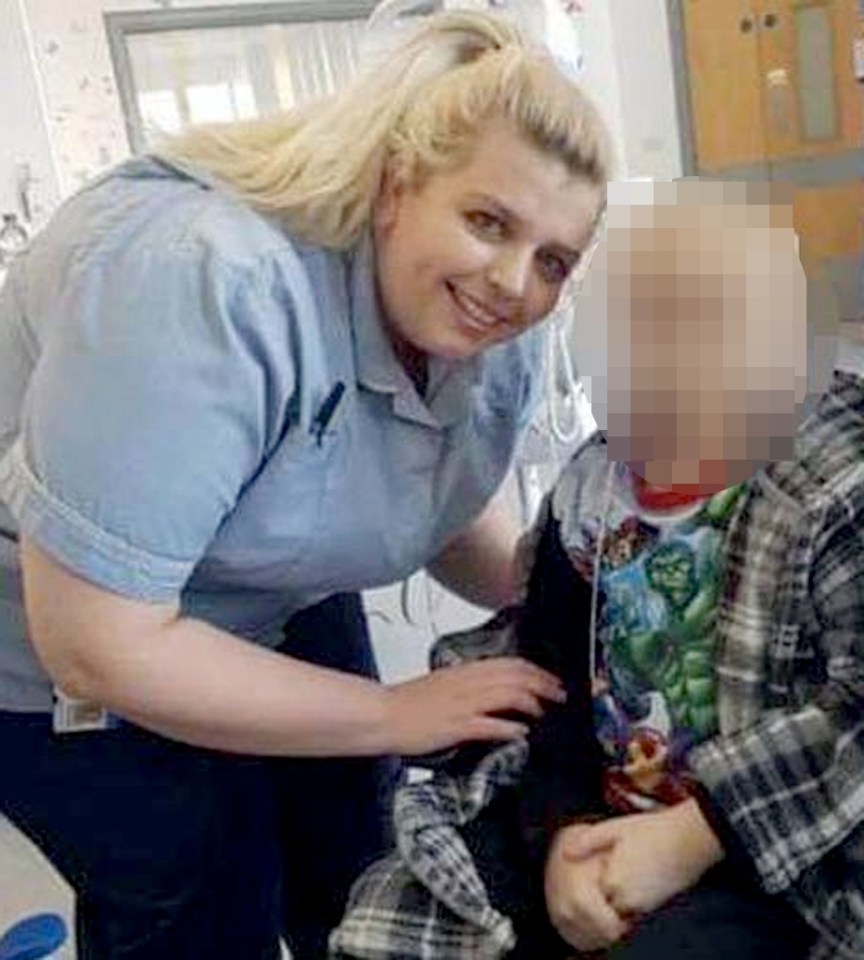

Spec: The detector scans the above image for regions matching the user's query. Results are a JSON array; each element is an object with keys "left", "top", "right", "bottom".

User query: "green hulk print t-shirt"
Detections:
[{"left": 557, "top": 448, "right": 743, "bottom": 815}]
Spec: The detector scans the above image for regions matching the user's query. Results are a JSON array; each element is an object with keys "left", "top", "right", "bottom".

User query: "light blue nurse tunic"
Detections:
[{"left": 0, "top": 156, "right": 544, "bottom": 712}]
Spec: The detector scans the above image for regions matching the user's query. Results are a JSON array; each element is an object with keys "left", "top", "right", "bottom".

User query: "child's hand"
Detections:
[
  {"left": 561, "top": 800, "right": 724, "bottom": 917},
  {"left": 545, "top": 823, "right": 631, "bottom": 951}
]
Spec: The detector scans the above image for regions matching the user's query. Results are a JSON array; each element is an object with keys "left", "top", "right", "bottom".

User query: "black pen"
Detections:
[{"left": 311, "top": 381, "right": 346, "bottom": 446}]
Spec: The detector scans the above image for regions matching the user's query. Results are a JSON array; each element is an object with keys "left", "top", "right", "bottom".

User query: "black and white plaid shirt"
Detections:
[{"left": 689, "top": 368, "right": 864, "bottom": 959}]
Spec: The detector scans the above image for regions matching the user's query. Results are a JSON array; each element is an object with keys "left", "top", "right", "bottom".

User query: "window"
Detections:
[
  {"left": 794, "top": 2, "right": 839, "bottom": 142},
  {"left": 105, "top": 2, "right": 379, "bottom": 153}
]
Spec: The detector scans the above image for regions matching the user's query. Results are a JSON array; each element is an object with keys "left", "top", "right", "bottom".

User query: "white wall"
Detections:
[
  {"left": 577, "top": 0, "right": 629, "bottom": 177},
  {"left": 21, "top": 0, "right": 317, "bottom": 199},
  {"left": 4, "top": 0, "right": 364, "bottom": 208},
  {"left": 0, "top": 0, "right": 60, "bottom": 227},
  {"left": 607, "top": 0, "right": 684, "bottom": 180}
]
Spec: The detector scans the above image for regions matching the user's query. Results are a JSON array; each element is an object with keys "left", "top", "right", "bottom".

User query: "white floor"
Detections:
[{"left": 0, "top": 814, "right": 75, "bottom": 956}]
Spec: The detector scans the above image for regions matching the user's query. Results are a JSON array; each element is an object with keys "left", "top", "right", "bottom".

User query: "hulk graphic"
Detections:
[{"left": 603, "top": 485, "right": 742, "bottom": 740}]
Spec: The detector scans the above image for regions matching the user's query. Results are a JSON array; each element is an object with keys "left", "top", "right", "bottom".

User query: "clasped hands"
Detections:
[{"left": 544, "top": 798, "right": 724, "bottom": 953}]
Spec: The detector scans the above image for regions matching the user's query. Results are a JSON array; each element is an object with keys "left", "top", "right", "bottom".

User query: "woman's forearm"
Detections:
[
  {"left": 97, "top": 617, "right": 394, "bottom": 756},
  {"left": 22, "top": 538, "right": 393, "bottom": 756},
  {"left": 23, "top": 538, "right": 562, "bottom": 758}
]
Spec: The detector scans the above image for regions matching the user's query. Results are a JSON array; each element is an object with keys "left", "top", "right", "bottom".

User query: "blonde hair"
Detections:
[{"left": 160, "top": 11, "right": 612, "bottom": 248}]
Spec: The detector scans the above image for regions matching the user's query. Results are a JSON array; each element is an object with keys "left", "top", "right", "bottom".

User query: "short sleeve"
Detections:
[{"left": 0, "top": 241, "right": 297, "bottom": 602}]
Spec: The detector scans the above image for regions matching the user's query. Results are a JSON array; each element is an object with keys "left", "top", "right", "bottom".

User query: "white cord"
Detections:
[
  {"left": 544, "top": 314, "right": 585, "bottom": 447},
  {"left": 541, "top": 204, "right": 605, "bottom": 452},
  {"left": 398, "top": 570, "right": 446, "bottom": 635},
  {"left": 588, "top": 460, "right": 615, "bottom": 684},
  {"left": 425, "top": 573, "right": 445, "bottom": 638},
  {"left": 399, "top": 576, "right": 416, "bottom": 625}
]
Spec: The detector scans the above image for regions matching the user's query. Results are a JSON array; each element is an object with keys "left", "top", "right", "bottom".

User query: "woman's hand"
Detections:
[
  {"left": 561, "top": 800, "right": 724, "bottom": 918},
  {"left": 545, "top": 823, "right": 632, "bottom": 952},
  {"left": 384, "top": 657, "right": 566, "bottom": 755}
]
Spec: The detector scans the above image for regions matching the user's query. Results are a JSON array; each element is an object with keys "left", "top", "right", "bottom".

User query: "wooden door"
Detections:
[
  {"left": 755, "top": 0, "right": 861, "bottom": 160},
  {"left": 682, "top": 0, "right": 768, "bottom": 170}
]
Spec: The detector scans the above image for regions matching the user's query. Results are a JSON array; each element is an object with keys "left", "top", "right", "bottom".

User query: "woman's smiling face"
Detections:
[{"left": 373, "top": 117, "right": 604, "bottom": 364}]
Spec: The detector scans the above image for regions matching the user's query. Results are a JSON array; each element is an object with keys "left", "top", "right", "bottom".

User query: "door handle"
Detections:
[
  {"left": 763, "top": 12, "right": 779, "bottom": 28},
  {"left": 765, "top": 67, "right": 794, "bottom": 139},
  {"left": 740, "top": 16, "right": 754, "bottom": 32}
]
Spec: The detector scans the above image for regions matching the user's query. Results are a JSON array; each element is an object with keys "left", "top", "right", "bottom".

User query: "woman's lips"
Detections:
[{"left": 446, "top": 282, "right": 508, "bottom": 332}]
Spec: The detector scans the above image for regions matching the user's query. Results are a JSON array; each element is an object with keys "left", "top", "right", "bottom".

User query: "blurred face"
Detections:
[
  {"left": 373, "top": 118, "right": 604, "bottom": 363},
  {"left": 611, "top": 226, "right": 806, "bottom": 493},
  {"left": 574, "top": 194, "right": 807, "bottom": 495}
]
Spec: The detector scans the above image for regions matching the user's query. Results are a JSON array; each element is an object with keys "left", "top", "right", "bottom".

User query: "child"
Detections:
[{"left": 331, "top": 181, "right": 864, "bottom": 960}]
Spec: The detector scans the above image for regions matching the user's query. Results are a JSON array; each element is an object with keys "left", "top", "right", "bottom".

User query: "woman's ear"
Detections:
[{"left": 374, "top": 165, "right": 407, "bottom": 236}]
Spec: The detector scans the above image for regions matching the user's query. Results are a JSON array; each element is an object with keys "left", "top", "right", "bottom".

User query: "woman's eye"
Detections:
[
  {"left": 466, "top": 210, "right": 506, "bottom": 238},
  {"left": 537, "top": 250, "right": 575, "bottom": 284}
]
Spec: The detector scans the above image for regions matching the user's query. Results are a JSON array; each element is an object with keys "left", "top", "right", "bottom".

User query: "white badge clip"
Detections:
[{"left": 52, "top": 687, "right": 116, "bottom": 734}]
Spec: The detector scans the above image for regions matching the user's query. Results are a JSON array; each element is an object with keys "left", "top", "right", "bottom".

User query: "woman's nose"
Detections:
[{"left": 487, "top": 247, "right": 533, "bottom": 299}]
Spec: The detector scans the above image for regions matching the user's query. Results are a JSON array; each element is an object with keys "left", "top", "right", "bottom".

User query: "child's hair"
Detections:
[{"left": 160, "top": 10, "right": 612, "bottom": 248}]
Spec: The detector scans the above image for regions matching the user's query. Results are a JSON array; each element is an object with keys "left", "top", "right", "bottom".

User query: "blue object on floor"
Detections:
[{"left": 0, "top": 913, "right": 67, "bottom": 960}]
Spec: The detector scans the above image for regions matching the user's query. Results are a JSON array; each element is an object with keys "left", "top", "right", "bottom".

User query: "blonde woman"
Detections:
[{"left": 0, "top": 11, "right": 610, "bottom": 959}]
